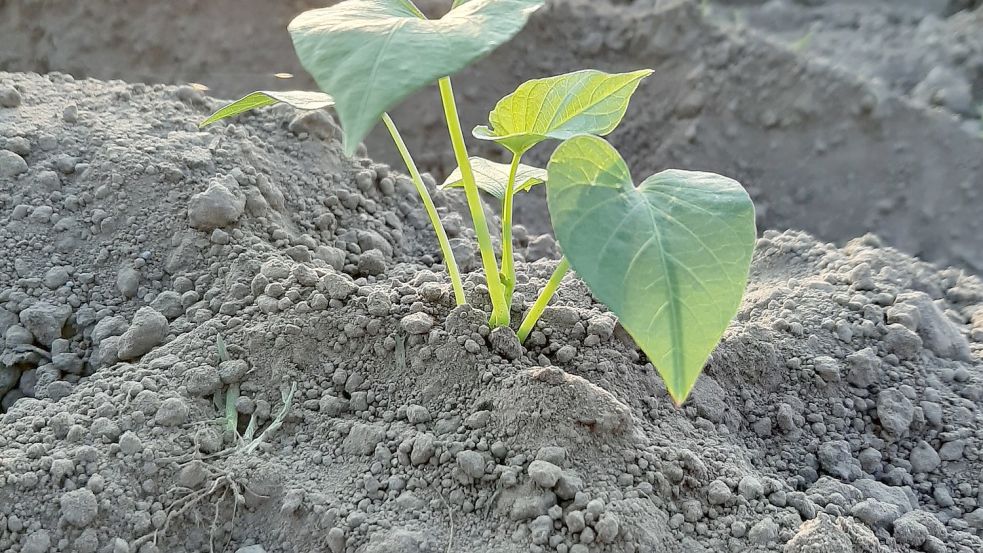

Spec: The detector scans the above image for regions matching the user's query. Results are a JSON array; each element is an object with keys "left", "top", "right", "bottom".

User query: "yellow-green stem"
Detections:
[
  {"left": 517, "top": 257, "right": 570, "bottom": 342},
  {"left": 382, "top": 113, "right": 466, "bottom": 305},
  {"left": 437, "top": 77, "right": 509, "bottom": 326},
  {"left": 501, "top": 153, "right": 521, "bottom": 307}
]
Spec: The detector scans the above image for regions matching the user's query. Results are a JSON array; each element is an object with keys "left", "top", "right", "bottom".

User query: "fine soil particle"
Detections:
[{"left": 1, "top": 70, "right": 982, "bottom": 553}]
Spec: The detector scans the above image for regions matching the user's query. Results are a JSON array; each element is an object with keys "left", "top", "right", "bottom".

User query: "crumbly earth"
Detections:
[
  {"left": 2, "top": 0, "right": 982, "bottom": 273},
  {"left": 2, "top": 72, "right": 983, "bottom": 553}
]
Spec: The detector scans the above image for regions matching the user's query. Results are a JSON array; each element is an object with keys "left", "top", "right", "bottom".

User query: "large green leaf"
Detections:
[
  {"left": 473, "top": 69, "right": 653, "bottom": 155},
  {"left": 288, "top": 0, "right": 544, "bottom": 155},
  {"left": 440, "top": 157, "right": 546, "bottom": 200},
  {"left": 199, "top": 91, "right": 334, "bottom": 128},
  {"left": 547, "top": 135, "right": 756, "bottom": 404}
]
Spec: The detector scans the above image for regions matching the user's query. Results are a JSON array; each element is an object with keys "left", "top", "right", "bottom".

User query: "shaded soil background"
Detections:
[{"left": 2, "top": 0, "right": 981, "bottom": 272}]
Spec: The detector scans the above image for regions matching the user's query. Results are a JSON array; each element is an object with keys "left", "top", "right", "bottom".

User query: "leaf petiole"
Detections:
[
  {"left": 501, "top": 152, "right": 521, "bottom": 307},
  {"left": 438, "top": 77, "right": 510, "bottom": 326},
  {"left": 517, "top": 257, "right": 570, "bottom": 342},
  {"left": 382, "top": 112, "right": 466, "bottom": 305}
]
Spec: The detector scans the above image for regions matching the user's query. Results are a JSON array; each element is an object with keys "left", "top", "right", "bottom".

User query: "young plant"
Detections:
[
  {"left": 215, "top": 334, "right": 238, "bottom": 436},
  {"left": 468, "top": 68, "right": 653, "bottom": 305},
  {"left": 455, "top": 67, "right": 756, "bottom": 403},
  {"left": 289, "top": 0, "right": 549, "bottom": 326},
  {"left": 199, "top": 0, "right": 757, "bottom": 405},
  {"left": 202, "top": 0, "right": 545, "bottom": 324},
  {"left": 210, "top": 334, "right": 297, "bottom": 450}
]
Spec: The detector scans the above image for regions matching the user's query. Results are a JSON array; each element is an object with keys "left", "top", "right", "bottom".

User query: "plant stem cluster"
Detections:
[{"left": 382, "top": 78, "right": 561, "bottom": 336}]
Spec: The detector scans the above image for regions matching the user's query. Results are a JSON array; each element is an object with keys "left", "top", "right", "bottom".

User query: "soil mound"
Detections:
[
  {"left": 0, "top": 69, "right": 473, "bottom": 410},
  {"left": 2, "top": 71, "right": 983, "bottom": 553}
]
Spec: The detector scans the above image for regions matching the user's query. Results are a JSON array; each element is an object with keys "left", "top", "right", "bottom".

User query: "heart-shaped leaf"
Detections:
[
  {"left": 199, "top": 91, "right": 334, "bottom": 128},
  {"left": 440, "top": 157, "right": 546, "bottom": 200},
  {"left": 473, "top": 69, "right": 653, "bottom": 155},
  {"left": 288, "top": 0, "right": 544, "bottom": 155},
  {"left": 547, "top": 135, "right": 756, "bottom": 404}
]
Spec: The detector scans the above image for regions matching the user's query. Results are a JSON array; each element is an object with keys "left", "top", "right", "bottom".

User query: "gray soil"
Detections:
[{"left": 2, "top": 1, "right": 983, "bottom": 553}]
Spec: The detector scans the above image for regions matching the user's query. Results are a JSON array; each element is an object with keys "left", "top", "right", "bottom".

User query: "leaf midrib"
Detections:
[{"left": 644, "top": 204, "right": 685, "bottom": 395}]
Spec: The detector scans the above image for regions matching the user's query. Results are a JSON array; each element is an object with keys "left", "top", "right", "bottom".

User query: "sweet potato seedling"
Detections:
[{"left": 200, "top": 0, "right": 757, "bottom": 404}]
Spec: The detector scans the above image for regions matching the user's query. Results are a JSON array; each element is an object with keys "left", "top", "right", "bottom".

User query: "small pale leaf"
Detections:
[
  {"left": 440, "top": 157, "right": 546, "bottom": 200},
  {"left": 473, "top": 69, "right": 653, "bottom": 155},
  {"left": 547, "top": 135, "right": 756, "bottom": 404},
  {"left": 289, "top": 0, "right": 544, "bottom": 155},
  {"left": 199, "top": 90, "right": 334, "bottom": 128}
]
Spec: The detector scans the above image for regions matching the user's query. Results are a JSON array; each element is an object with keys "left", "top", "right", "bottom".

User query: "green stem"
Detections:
[
  {"left": 225, "top": 382, "right": 239, "bottom": 436},
  {"left": 437, "top": 77, "right": 509, "bottom": 326},
  {"left": 382, "top": 112, "right": 466, "bottom": 306},
  {"left": 517, "top": 257, "right": 570, "bottom": 343},
  {"left": 501, "top": 153, "right": 521, "bottom": 308}
]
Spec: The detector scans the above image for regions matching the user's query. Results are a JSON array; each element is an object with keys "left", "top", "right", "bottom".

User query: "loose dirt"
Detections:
[{"left": 2, "top": 68, "right": 983, "bottom": 553}]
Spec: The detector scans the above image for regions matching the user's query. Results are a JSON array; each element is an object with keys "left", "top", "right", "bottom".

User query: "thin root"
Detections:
[
  {"left": 134, "top": 472, "right": 247, "bottom": 552},
  {"left": 437, "top": 490, "right": 454, "bottom": 553}
]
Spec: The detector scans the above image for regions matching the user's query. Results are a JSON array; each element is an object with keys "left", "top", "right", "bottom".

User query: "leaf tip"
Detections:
[
  {"left": 666, "top": 385, "right": 692, "bottom": 408},
  {"left": 472, "top": 125, "right": 493, "bottom": 140}
]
